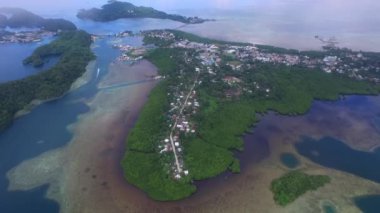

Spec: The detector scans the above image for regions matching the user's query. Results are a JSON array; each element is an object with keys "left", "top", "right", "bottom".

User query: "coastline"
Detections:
[
  {"left": 6, "top": 80, "right": 380, "bottom": 212},
  {"left": 13, "top": 60, "right": 96, "bottom": 119},
  {"left": 6, "top": 59, "right": 160, "bottom": 212}
]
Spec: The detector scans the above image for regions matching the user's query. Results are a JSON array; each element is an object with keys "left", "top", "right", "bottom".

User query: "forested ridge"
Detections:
[{"left": 0, "top": 30, "right": 95, "bottom": 131}]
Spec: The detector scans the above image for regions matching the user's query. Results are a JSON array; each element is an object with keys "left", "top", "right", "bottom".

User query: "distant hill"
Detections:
[
  {"left": 0, "top": 14, "right": 6, "bottom": 27},
  {"left": 77, "top": 1, "right": 210, "bottom": 24},
  {"left": 0, "top": 8, "right": 76, "bottom": 31}
]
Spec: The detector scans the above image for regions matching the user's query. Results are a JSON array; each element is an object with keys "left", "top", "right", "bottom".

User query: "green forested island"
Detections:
[
  {"left": 271, "top": 171, "right": 331, "bottom": 206},
  {"left": 122, "top": 30, "right": 380, "bottom": 201},
  {"left": 0, "top": 30, "right": 94, "bottom": 131},
  {"left": 0, "top": 7, "right": 76, "bottom": 31},
  {"left": 77, "top": 1, "right": 209, "bottom": 24}
]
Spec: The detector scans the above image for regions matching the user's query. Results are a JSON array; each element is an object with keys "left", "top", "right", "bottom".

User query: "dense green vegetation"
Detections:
[
  {"left": 122, "top": 48, "right": 197, "bottom": 200},
  {"left": 122, "top": 31, "right": 380, "bottom": 201},
  {"left": 126, "top": 82, "right": 169, "bottom": 152},
  {"left": 123, "top": 134, "right": 196, "bottom": 201},
  {"left": 184, "top": 139, "right": 235, "bottom": 180},
  {"left": 143, "top": 29, "right": 251, "bottom": 47},
  {"left": 0, "top": 7, "right": 76, "bottom": 31},
  {"left": 244, "top": 64, "right": 379, "bottom": 114},
  {"left": 77, "top": 1, "right": 206, "bottom": 24},
  {"left": 0, "top": 30, "right": 94, "bottom": 131},
  {"left": 168, "top": 30, "right": 251, "bottom": 46},
  {"left": 271, "top": 171, "right": 331, "bottom": 206}
]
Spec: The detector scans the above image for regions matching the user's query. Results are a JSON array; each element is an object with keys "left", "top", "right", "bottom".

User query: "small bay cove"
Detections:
[
  {"left": 0, "top": 37, "right": 56, "bottom": 83},
  {"left": 295, "top": 137, "right": 380, "bottom": 184}
]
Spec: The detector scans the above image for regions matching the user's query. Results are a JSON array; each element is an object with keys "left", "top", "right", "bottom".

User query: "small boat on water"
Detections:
[{"left": 96, "top": 68, "right": 100, "bottom": 79}]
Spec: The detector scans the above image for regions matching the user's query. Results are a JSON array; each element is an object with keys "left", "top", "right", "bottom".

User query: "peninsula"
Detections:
[
  {"left": 0, "top": 29, "right": 94, "bottom": 131},
  {"left": 122, "top": 29, "right": 380, "bottom": 201},
  {"left": 77, "top": 1, "right": 210, "bottom": 24}
]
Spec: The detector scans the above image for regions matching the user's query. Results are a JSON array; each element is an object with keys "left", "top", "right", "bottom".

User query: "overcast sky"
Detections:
[
  {"left": 0, "top": 0, "right": 253, "bottom": 12},
  {"left": 0, "top": 0, "right": 379, "bottom": 21}
]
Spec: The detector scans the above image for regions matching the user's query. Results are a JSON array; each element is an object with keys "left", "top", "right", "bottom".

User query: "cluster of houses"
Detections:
[
  {"left": 157, "top": 69, "right": 201, "bottom": 179},
  {"left": 112, "top": 43, "right": 144, "bottom": 62},
  {"left": 114, "top": 30, "right": 133, "bottom": 38},
  {"left": 321, "top": 53, "right": 380, "bottom": 82},
  {"left": 0, "top": 30, "right": 55, "bottom": 44},
  {"left": 217, "top": 45, "right": 380, "bottom": 82},
  {"left": 147, "top": 31, "right": 380, "bottom": 98},
  {"left": 144, "top": 30, "right": 175, "bottom": 42},
  {"left": 148, "top": 30, "right": 377, "bottom": 82}
]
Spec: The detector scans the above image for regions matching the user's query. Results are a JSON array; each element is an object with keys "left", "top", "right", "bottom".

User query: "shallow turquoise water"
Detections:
[
  {"left": 280, "top": 153, "right": 300, "bottom": 169},
  {"left": 322, "top": 203, "right": 337, "bottom": 213}
]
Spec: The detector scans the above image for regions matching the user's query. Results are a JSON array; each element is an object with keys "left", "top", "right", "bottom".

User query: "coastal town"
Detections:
[
  {"left": 136, "top": 30, "right": 380, "bottom": 180},
  {"left": 158, "top": 72, "right": 200, "bottom": 179},
  {"left": 0, "top": 30, "right": 56, "bottom": 44},
  {"left": 145, "top": 30, "right": 380, "bottom": 83}
]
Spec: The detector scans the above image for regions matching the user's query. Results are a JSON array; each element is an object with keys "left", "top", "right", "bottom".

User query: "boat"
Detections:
[{"left": 96, "top": 68, "right": 100, "bottom": 79}]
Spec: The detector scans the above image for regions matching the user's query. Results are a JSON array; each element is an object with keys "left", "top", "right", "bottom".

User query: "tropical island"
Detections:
[
  {"left": 0, "top": 7, "right": 76, "bottom": 31},
  {"left": 77, "top": 1, "right": 211, "bottom": 24},
  {"left": 0, "top": 29, "right": 94, "bottom": 131},
  {"left": 271, "top": 171, "right": 330, "bottom": 206},
  {"left": 0, "top": 8, "right": 78, "bottom": 44},
  {"left": 122, "top": 29, "right": 380, "bottom": 202}
]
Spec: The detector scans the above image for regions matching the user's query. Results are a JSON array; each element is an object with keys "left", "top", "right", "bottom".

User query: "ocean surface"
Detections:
[
  {"left": 32, "top": 0, "right": 380, "bottom": 52},
  {"left": 178, "top": 2, "right": 380, "bottom": 52}
]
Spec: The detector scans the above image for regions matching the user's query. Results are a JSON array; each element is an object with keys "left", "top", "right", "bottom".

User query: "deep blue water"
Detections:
[
  {"left": 0, "top": 38, "right": 57, "bottom": 83},
  {"left": 296, "top": 137, "right": 380, "bottom": 183},
  {"left": 355, "top": 195, "right": 380, "bottom": 213},
  {"left": 295, "top": 137, "right": 380, "bottom": 212},
  {"left": 280, "top": 153, "right": 299, "bottom": 169}
]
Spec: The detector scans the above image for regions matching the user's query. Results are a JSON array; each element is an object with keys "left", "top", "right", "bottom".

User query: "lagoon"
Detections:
[
  {"left": 0, "top": 38, "right": 56, "bottom": 83},
  {"left": 280, "top": 153, "right": 300, "bottom": 169},
  {"left": 295, "top": 137, "right": 380, "bottom": 184}
]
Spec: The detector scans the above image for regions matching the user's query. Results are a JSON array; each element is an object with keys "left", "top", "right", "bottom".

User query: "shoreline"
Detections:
[
  {"left": 13, "top": 60, "right": 96, "bottom": 119},
  {"left": 6, "top": 79, "right": 380, "bottom": 212},
  {"left": 5, "top": 59, "right": 161, "bottom": 212}
]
